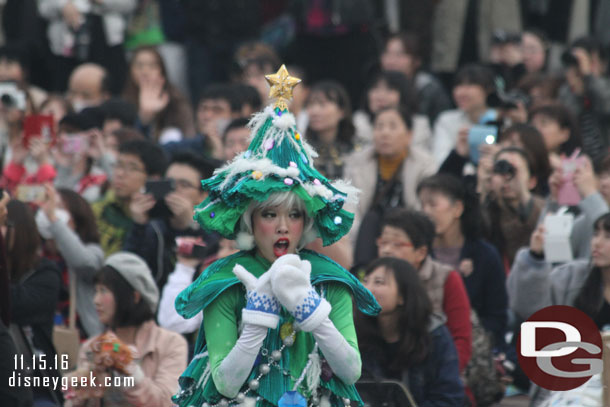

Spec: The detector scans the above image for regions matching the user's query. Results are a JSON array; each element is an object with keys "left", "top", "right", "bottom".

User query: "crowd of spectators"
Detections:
[{"left": 2, "top": 1, "right": 610, "bottom": 406}]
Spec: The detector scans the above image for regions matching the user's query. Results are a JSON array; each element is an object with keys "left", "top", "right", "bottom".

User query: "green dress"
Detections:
[{"left": 172, "top": 249, "right": 380, "bottom": 407}]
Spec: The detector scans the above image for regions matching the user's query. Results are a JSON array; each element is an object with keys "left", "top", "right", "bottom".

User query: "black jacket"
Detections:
[
  {"left": 123, "top": 219, "right": 219, "bottom": 291},
  {"left": 457, "top": 239, "right": 508, "bottom": 348},
  {"left": 10, "top": 258, "right": 61, "bottom": 359}
]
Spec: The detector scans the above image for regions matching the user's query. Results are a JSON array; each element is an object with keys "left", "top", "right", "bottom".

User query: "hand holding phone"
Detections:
[
  {"left": 62, "top": 134, "right": 89, "bottom": 155},
  {"left": 543, "top": 211, "right": 574, "bottom": 263},
  {"left": 145, "top": 179, "right": 175, "bottom": 219},
  {"left": 557, "top": 149, "right": 583, "bottom": 206},
  {"left": 468, "top": 125, "right": 498, "bottom": 164},
  {"left": 23, "top": 115, "right": 56, "bottom": 148},
  {"left": 176, "top": 236, "right": 208, "bottom": 259},
  {"left": 145, "top": 179, "right": 175, "bottom": 201}
]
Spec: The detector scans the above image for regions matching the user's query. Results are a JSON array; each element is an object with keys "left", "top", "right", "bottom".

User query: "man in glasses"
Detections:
[
  {"left": 92, "top": 139, "right": 167, "bottom": 256},
  {"left": 124, "top": 152, "right": 221, "bottom": 292}
]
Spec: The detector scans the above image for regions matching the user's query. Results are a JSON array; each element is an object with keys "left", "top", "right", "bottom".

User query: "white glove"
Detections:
[
  {"left": 270, "top": 258, "right": 331, "bottom": 331},
  {"left": 233, "top": 264, "right": 280, "bottom": 328}
]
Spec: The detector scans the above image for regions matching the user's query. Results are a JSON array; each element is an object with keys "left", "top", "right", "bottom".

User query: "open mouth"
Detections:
[{"left": 273, "top": 238, "right": 290, "bottom": 257}]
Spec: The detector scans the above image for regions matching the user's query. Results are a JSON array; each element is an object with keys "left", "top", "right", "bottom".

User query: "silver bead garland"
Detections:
[{"left": 198, "top": 286, "right": 352, "bottom": 407}]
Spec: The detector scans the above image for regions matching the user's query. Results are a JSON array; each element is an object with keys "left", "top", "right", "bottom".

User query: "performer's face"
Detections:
[{"left": 252, "top": 205, "right": 305, "bottom": 262}]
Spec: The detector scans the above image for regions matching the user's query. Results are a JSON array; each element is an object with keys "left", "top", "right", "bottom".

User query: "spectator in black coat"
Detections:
[
  {"left": 7, "top": 199, "right": 62, "bottom": 404},
  {"left": 123, "top": 152, "right": 220, "bottom": 291}
]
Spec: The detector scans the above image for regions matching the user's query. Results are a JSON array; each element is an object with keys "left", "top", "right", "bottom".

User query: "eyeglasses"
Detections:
[
  {"left": 376, "top": 238, "right": 413, "bottom": 250},
  {"left": 173, "top": 179, "right": 200, "bottom": 190},
  {"left": 113, "top": 161, "right": 146, "bottom": 174}
]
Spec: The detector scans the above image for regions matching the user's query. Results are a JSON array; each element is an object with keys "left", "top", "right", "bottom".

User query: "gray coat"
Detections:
[
  {"left": 49, "top": 220, "right": 105, "bottom": 337},
  {"left": 507, "top": 248, "right": 590, "bottom": 321},
  {"left": 539, "top": 192, "right": 609, "bottom": 260}
]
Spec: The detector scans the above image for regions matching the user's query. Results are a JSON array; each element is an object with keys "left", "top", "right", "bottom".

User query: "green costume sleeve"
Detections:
[
  {"left": 326, "top": 282, "right": 360, "bottom": 357},
  {"left": 203, "top": 285, "right": 243, "bottom": 379}
]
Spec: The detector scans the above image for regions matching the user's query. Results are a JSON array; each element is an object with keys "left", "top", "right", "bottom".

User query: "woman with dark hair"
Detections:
[
  {"left": 496, "top": 123, "right": 552, "bottom": 196},
  {"left": 68, "top": 252, "right": 188, "bottom": 406},
  {"left": 36, "top": 185, "right": 104, "bottom": 337},
  {"left": 508, "top": 212, "right": 610, "bottom": 406},
  {"left": 433, "top": 64, "right": 498, "bottom": 166},
  {"left": 304, "top": 80, "right": 356, "bottom": 179},
  {"left": 356, "top": 257, "right": 464, "bottom": 406},
  {"left": 530, "top": 103, "right": 582, "bottom": 158},
  {"left": 417, "top": 174, "right": 508, "bottom": 346},
  {"left": 480, "top": 146, "right": 546, "bottom": 268},
  {"left": 380, "top": 32, "right": 452, "bottom": 124},
  {"left": 353, "top": 70, "right": 433, "bottom": 152},
  {"left": 346, "top": 105, "right": 435, "bottom": 250},
  {"left": 521, "top": 30, "right": 550, "bottom": 74},
  {"left": 123, "top": 46, "right": 195, "bottom": 143},
  {"left": 375, "top": 209, "right": 472, "bottom": 373},
  {"left": 7, "top": 199, "right": 62, "bottom": 404}
]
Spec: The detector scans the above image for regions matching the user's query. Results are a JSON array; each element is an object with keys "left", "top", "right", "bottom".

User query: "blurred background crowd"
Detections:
[{"left": 1, "top": 0, "right": 610, "bottom": 406}]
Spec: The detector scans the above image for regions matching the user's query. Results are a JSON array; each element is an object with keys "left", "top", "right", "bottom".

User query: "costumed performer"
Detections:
[{"left": 172, "top": 65, "right": 380, "bottom": 407}]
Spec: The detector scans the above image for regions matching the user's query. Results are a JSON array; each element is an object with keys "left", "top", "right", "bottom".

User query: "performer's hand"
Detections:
[
  {"left": 270, "top": 258, "right": 331, "bottom": 332},
  {"left": 233, "top": 264, "right": 280, "bottom": 328}
]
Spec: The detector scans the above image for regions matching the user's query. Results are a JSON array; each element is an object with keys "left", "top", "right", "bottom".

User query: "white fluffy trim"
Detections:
[
  {"left": 331, "top": 179, "right": 360, "bottom": 205},
  {"left": 218, "top": 158, "right": 300, "bottom": 190},
  {"left": 272, "top": 112, "right": 296, "bottom": 129},
  {"left": 236, "top": 231, "right": 256, "bottom": 250}
]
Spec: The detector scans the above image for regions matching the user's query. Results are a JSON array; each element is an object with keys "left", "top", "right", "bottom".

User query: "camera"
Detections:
[
  {"left": 491, "top": 30, "right": 521, "bottom": 45},
  {"left": 493, "top": 159, "right": 516, "bottom": 179},
  {"left": 0, "top": 82, "right": 26, "bottom": 111},
  {"left": 176, "top": 237, "right": 208, "bottom": 259}
]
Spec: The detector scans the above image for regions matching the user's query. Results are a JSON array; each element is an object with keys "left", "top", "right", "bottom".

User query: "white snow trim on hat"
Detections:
[
  {"left": 248, "top": 104, "right": 317, "bottom": 162},
  {"left": 330, "top": 180, "right": 360, "bottom": 205},
  {"left": 218, "top": 158, "right": 300, "bottom": 190},
  {"left": 272, "top": 112, "right": 296, "bottom": 129},
  {"left": 248, "top": 105, "right": 275, "bottom": 136},
  {"left": 302, "top": 182, "right": 333, "bottom": 200}
]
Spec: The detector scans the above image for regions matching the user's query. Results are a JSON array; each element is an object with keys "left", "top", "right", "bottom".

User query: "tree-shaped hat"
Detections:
[{"left": 194, "top": 65, "right": 358, "bottom": 246}]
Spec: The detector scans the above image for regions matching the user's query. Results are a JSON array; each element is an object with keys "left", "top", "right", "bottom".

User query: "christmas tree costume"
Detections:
[{"left": 172, "top": 66, "right": 380, "bottom": 407}]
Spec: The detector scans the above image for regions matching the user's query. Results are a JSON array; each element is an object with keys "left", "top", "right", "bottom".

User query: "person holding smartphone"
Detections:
[
  {"left": 92, "top": 139, "right": 167, "bottom": 256},
  {"left": 432, "top": 64, "right": 497, "bottom": 166},
  {"left": 124, "top": 152, "right": 220, "bottom": 292}
]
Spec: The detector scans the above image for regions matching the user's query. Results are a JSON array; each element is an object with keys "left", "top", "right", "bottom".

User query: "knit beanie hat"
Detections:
[{"left": 104, "top": 252, "right": 159, "bottom": 312}]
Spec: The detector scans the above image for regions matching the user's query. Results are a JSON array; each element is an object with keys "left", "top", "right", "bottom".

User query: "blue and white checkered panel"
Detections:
[
  {"left": 246, "top": 291, "right": 280, "bottom": 314},
  {"left": 292, "top": 289, "right": 321, "bottom": 322}
]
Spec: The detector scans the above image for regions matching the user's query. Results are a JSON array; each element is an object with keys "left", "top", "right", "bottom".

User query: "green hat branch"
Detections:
[{"left": 194, "top": 65, "right": 359, "bottom": 246}]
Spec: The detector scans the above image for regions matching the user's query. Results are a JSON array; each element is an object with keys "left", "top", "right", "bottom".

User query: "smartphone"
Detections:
[
  {"left": 544, "top": 213, "right": 574, "bottom": 263},
  {"left": 468, "top": 125, "right": 498, "bottom": 164},
  {"left": 23, "top": 114, "right": 56, "bottom": 148},
  {"left": 557, "top": 155, "right": 583, "bottom": 206},
  {"left": 62, "top": 134, "right": 89, "bottom": 155},
  {"left": 176, "top": 237, "right": 208, "bottom": 259},
  {"left": 15, "top": 184, "right": 46, "bottom": 203},
  {"left": 145, "top": 179, "right": 175, "bottom": 200}
]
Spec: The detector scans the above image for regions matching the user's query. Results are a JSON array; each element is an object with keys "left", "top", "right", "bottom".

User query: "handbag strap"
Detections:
[{"left": 68, "top": 272, "right": 77, "bottom": 329}]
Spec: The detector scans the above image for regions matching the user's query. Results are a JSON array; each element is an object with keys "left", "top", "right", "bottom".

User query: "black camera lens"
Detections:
[
  {"left": 0, "top": 93, "right": 15, "bottom": 107},
  {"left": 493, "top": 159, "right": 516, "bottom": 178}
]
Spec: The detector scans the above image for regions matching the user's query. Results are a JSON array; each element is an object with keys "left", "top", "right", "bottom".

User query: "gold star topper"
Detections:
[{"left": 265, "top": 65, "right": 301, "bottom": 111}]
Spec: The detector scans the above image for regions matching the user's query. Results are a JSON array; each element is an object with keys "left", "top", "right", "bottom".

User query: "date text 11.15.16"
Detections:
[{"left": 14, "top": 354, "right": 69, "bottom": 371}]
